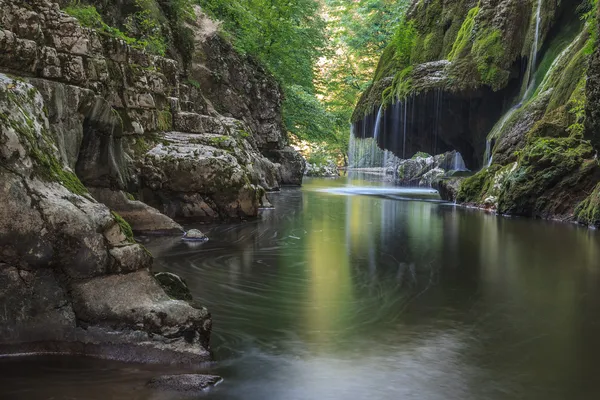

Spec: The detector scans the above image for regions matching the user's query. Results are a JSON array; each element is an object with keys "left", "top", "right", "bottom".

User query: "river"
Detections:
[{"left": 2, "top": 176, "right": 600, "bottom": 399}]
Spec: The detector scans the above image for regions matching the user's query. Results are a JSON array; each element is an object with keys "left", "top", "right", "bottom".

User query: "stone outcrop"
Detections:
[
  {"left": 0, "top": 0, "right": 304, "bottom": 224},
  {"left": 0, "top": 75, "right": 210, "bottom": 362},
  {"left": 0, "top": 0, "right": 303, "bottom": 363},
  {"left": 397, "top": 151, "right": 469, "bottom": 187}
]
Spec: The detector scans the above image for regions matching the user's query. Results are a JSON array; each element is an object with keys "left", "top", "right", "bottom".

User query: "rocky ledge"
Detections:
[{"left": 0, "top": 0, "right": 305, "bottom": 364}]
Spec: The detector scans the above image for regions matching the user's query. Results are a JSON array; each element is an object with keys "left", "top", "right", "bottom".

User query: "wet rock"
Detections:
[
  {"left": 0, "top": 72, "right": 211, "bottom": 362},
  {"left": 266, "top": 147, "right": 306, "bottom": 185},
  {"left": 155, "top": 272, "right": 193, "bottom": 302},
  {"left": 397, "top": 151, "right": 467, "bottom": 186},
  {"left": 147, "top": 374, "right": 222, "bottom": 392},
  {"left": 183, "top": 229, "right": 208, "bottom": 242},
  {"left": 89, "top": 188, "right": 183, "bottom": 236},
  {"left": 433, "top": 178, "right": 464, "bottom": 203}
]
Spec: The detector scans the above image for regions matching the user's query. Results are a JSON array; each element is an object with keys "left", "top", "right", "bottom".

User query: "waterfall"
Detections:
[
  {"left": 453, "top": 152, "right": 467, "bottom": 171},
  {"left": 373, "top": 105, "right": 383, "bottom": 140},
  {"left": 483, "top": 0, "right": 543, "bottom": 167},
  {"left": 403, "top": 100, "right": 408, "bottom": 159}
]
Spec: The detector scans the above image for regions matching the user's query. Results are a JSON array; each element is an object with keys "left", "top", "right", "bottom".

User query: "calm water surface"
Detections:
[{"left": 2, "top": 176, "right": 600, "bottom": 400}]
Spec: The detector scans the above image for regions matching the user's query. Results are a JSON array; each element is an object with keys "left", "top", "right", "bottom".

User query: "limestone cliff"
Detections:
[
  {"left": 354, "top": 0, "right": 600, "bottom": 223},
  {"left": 0, "top": 0, "right": 304, "bottom": 361}
]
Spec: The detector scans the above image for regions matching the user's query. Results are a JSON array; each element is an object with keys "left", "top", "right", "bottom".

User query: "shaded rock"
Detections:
[
  {"left": 147, "top": 374, "right": 222, "bottom": 392},
  {"left": 138, "top": 131, "right": 269, "bottom": 221},
  {"left": 433, "top": 178, "right": 464, "bottom": 203},
  {"left": 155, "top": 272, "right": 193, "bottom": 302},
  {"left": 266, "top": 147, "right": 306, "bottom": 185},
  {"left": 0, "top": 71, "right": 211, "bottom": 362},
  {"left": 71, "top": 270, "right": 211, "bottom": 349},
  {"left": 90, "top": 188, "right": 183, "bottom": 235},
  {"left": 109, "top": 244, "right": 153, "bottom": 274},
  {"left": 397, "top": 151, "right": 468, "bottom": 186}
]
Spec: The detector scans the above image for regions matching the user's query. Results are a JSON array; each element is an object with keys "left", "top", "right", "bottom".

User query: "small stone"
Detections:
[
  {"left": 146, "top": 374, "right": 222, "bottom": 392},
  {"left": 183, "top": 229, "right": 208, "bottom": 241}
]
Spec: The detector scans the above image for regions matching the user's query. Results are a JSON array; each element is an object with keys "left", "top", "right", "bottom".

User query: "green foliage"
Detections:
[
  {"left": 580, "top": 0, "right": 598, "bottom": 55},
  {"left": 283, "top": 85, "right": 335, "bottom": 142},
  {"left": 111, "top": 211, "right": 135, "bottom": 242},
  {"left": 412, "top": 152, "right": 431, "bottom": 159},
  {"left": 64, "top": 1, "right": 165, "bottom": 54},
  {"left": 391, "top": 20, "right": 417, "bottom": 68},
  {"left": 124, "top": 0, "right": 167, "bottom": 55},
  {"left": 566, "top": 77, "right": 587, "bottom": 137},
  {"left": 448, "top": 5, "right": 480, "bottom": 60},
  {"left": 199, "top": 0, "right": 325, "bottom": 89}
]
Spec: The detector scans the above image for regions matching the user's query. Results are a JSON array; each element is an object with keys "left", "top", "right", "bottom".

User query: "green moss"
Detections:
[
  {"left": 575, "top": 183, "right": 600, "bottom": 227},
  {"left": 497, "top": 137, "right": 596, "bottom": 215},
  {"left": 157, "top": 110, "right": 172, "bottom": 131},
  {"left": 384, "top": 66, "right": 414, "bottom": 104},
  {"left": 111, "top": 211, "right": 135, "bottom": 243},
  {"left": 448, "top": 5, "right": 480, "bottom": 60},
  {"left": 5, "top": 86, "right": 88, "bottom": 196},
  {"left": 412, "top": 151, "right": 431, "bottom": 159},
  {"left": 472, "top": 28, "right": 508, "bottom": 90},
  {"left": 186, "top": 78, "right": 201, "bottom": 89},
  {"left": 63, "top": 2, "right": 166, "bottom": 55},
  {"left": 457, "top": 164, "right": 501, "bottom": 203}
]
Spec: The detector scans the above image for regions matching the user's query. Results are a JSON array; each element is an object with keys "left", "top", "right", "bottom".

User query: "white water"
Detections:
[
  {"left": 483, "top": 0, "right": 543, "bottom": 167},
  {"left": 453, "top": 152, "right": 467, "bottom": 171}
]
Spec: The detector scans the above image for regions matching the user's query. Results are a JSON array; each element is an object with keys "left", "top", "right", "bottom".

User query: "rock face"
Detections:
[
  {"left": 355, "top": 0, "right": 600, "bottom": 222},
  {"left": 0, "top": 75, "right": 210, "bottom": 362},
  {"left": 0, "top": 0, "right": 304, "bottom": 224},
  {"left": 0, "top": 0, "right": 303, "bottom": 363}
]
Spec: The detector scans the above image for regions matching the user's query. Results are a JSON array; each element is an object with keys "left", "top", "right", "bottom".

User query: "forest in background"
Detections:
[{"left": 63, "top": 0, "right": 411, "bottom": 165}]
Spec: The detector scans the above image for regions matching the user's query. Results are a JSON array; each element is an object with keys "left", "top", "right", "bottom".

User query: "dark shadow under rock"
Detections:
[{"left": 147, "top": 374, "right": 222, "bottom": 392}]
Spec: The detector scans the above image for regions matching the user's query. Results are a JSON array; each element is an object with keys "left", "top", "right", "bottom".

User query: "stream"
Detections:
[{"left": 2, "top": 176, "right": 600, "bottom": 399}]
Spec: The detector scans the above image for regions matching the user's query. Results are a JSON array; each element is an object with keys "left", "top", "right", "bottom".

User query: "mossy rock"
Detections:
[
  {"left": 497, "top": 137, "right": 598, "bottom": 217},
  {"left": 575, "top": 183, "right": 600, "bottom": 227},
  {"left": 154, "top": 272, "right": 193, "bottom": 302},
  {"left": 111, "top": 211, "right": 134, "bottom": 243}
]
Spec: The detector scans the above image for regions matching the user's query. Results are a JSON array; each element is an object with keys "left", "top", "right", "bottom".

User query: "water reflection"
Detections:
[{"left": 2, "top": 177, "right": 600, "bottom": 400}]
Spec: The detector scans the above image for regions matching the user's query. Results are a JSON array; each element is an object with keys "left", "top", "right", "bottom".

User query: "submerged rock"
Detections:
[
  {"left": 155, "top": 272, "right": 193, "bottom": 302},
  {"left": 183, "top": 229, "right": 208, "bottom": 242},
  {"left": 147, "top": 374, "right": 222, "bottom": 392}
]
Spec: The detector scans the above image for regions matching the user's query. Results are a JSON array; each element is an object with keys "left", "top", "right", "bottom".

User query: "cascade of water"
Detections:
[
  {"left": 483, "top": 0, "right": 543, "bottom": 167},
  {"left": 348, "top": 125, "right": 356, "bottom": 168},
  {"left": 453, "top": 152, "right": 467, "bottom": 171},
  {"left": 373, "top": 105, "right": 383, "bottom": 140},
  {"left": 403, "top": 100, "right": 408, "bottom": 159}
]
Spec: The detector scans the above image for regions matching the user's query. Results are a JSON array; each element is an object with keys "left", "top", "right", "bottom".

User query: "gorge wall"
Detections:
[
  {"left": 354, "top": 0, "right": 600, "bottom": 223},
  {"left": 0, "top": 0, "right": 304, "bottom": 362}
]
